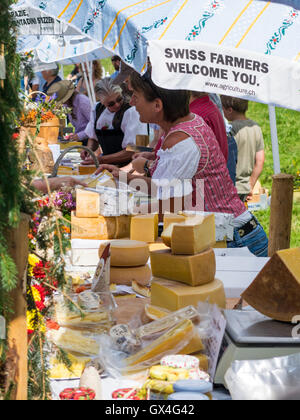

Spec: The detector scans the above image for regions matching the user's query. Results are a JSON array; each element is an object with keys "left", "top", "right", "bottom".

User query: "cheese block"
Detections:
[
  {"left": 78, "top": 165, "right": 97, "bottom": 175},
  {"left": 110, "top": 265, "right": 151, "bottom": 286},
  {"left": 151, "top": 278, "right": 226, "bottom": 311},
  {"left": 48, "top": 328, "right": 100, "bottom": 356},
  {"left": 144, "top": 304, "right": 170, "bottom": 321},
  {"left": 150, "top": 248, "right": 216, "bottom": 286},
  {"left": 163, "top": 213, "right": 186, "bottom": 230},
  {"left": 130, "top": 214, "right": 159, "bottom": 243},
  {"left": 57, "top": 166, "right": 78, "bottom": 175},
  {"left": 99, "top": 240, "right": 149, "bottom": 267},
  {"left": 115, "top": 215, "right": 131, "bottom": 239},
  {"left": 71, "top": 212, "right": 116, "bottom": 240},
  {"left": 162, "top": 214, "right": 216, "bottom": 255},
  {"left": 76, "top": 189, "right": 100, "bottom": 218},
  {"left": 124, "top": 319, "right": 194, "bottom": 367},
  {"left": 242, "top": 248, "right": 300, "bottom": 322}
]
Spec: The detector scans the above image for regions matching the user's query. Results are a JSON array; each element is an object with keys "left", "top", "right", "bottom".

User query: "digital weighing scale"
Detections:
[{"left": 214, "top": 309, "right": 300, "bottom": 386}]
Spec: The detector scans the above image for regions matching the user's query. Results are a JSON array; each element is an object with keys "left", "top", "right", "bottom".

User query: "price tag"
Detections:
[
  {"left": 0, "top": 316, "right": 6, "bottom": 339},
  {"left": 0, "top": 56, "right": 6, "bottom": 80}
]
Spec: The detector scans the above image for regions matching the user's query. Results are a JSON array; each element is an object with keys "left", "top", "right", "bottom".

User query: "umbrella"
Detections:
[{"left": 23, "top": 0, "right": 300, "bottom": 172}]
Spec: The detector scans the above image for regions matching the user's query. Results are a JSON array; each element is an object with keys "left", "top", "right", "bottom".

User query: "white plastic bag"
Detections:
[{"left": 225, "top": 354, "right": 300, "bottom": 400}]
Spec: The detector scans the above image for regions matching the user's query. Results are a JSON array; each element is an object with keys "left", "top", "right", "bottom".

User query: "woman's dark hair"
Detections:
[{"left": 130, "top": 71, "right": 190, "bottom": 123}]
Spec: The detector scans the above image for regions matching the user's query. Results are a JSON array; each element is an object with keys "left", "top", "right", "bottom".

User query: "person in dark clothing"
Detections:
[{"left": 41, "top": 65, "right": 62, "bottom": 94}]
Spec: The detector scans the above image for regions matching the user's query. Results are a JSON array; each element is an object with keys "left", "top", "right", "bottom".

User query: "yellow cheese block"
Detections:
[
  {"left": 151, "top": 277, "right": 226, "bottom": 311},
  {"left": 124, "top": 319, "right": 194, "bottom": 367},
  {"left": 242, "top": 248, "right": 300, "bottom": 322},
  {"left": 99, "top": 240, "right": 150, "bottom": 267},
  {"left": 115, "top": 215, "right": 131, "bottom": 239},
  {"left": 163, "top": 213, "right": 186, "bottom": 230},
  {"left": 76, "top": 189, "right": 100, "bottom": 218},
  {"left": 145, "top": 304, "right": 170, "bottom": 321},
  {"left": 57, "top": 166, "right": 78, "bottom": 175},
  {"left": 71, "top": 212, "right": 116, "bottom": 240},
  {"left": 190, "top": 352, "right": 209, "bottom": 372},
  {"left": 130, "top": 214, "right": 159, "bottom": 243},
  {"left": 49, "top": 353, "right": 91, "bottom": 379},
  {"left": 150, "top": 248, "right": 216, "bottom": 286},
  {"left": 85, "top": 169, "right": 116, "bottom": 189},
  {"left": 110, "top": 265, "right": 151, "bottom": 286},
  {"left": 78, "top": 165, "right": 97, "bottom": 175},
  {"left": 162, "top": 214, "right": 216, "bottom": 255}
]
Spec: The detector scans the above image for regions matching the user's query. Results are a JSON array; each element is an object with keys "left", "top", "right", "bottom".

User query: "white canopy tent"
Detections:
[{"left": 23, "top": 0, "right": 300, "bottom": 174}]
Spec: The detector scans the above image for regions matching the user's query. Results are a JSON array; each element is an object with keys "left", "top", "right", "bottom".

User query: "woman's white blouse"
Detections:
[
  {"left": 85, "top": 104, "right": 148, "bottom": 149},
  {"left": 151, "top": 138, "right": 201, "bottom": 200}
]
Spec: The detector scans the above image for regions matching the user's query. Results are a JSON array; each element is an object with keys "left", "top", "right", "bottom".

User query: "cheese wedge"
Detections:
[
  {"left": 86, "top": 169, "right": 116, "bottom": 189},
  {"left": 130, "top": 214, "right": 159, "bottom": 243},
  {"left": 162, "top": 214, "right": 216, "bottom": 255},
  {"left": 242, "top": 248, "right": 300, "bottom": 322},
  {"left": 124, "top": 319, "right": 194, "bottom": 367},
  {"left": 144, "top": 304, "right": 170, "bottom": 321},
  {"left": 151, "top": 277, "right": 226, "bottom": 311},
  {"left": 150, "top": 248, "right": 216, "bottom": 286},
  {"left": 110, "top": 265, "right": 151, "bottom": 286},
  {"left": 71, "top": 212, "right": 116, "bottom": 240},
  {"left": 163, "top": 213, "right": 186, "bottom": 230},
  {"left": 76, "top": 189, "right": 100, "bottom": 218},
  {"left": 99, "top": 240, "right": 149, "bottom": 267}
]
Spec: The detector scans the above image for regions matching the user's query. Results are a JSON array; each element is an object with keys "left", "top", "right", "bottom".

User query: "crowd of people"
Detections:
[{"left": 30, "top": 55, "right": 268, "bottom": 257}]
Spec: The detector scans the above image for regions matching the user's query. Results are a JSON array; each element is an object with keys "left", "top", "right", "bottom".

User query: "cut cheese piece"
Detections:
[
  {"left": 144, "top": 304, "right": 170, "bottom": 321},
  {"left": 57, "top": 166, "right": 78, "bottom": 175},
  {"left": 124, "top": 319, "right": 194, "bottom": 367},
  {"left": 163, "top": 214, "right": 216, "bottom": 255},
  {"left": 99, "top": 240, "right": 149, "bottom": 267},
  {"left": 163, "top": 213, "right": 186, "bottom": 230},
  {"left": 151, "top": 278, "right": 226, "bottom": 311},
  {"left": 149, "top": 241, "right": 169, "bottom": 252},
  {"left": 150, "top": 248, "right": 216, "bottom": 286},
  {"left": 86, "top": 169, "right": 116, "bottom": 189},
  {"left": 110, "top": 265, "right": 151, "bottom": 286},
  {"left": 115, "top": 215, "right": 131, "bottom": 239},
  {"left": 76, "top": 189, "right": 100, "bottom": 218},
  {"left": 130, "top": 214, "right": 159, "bottom": 243},
  {"left": 180, "top": 328, "right": 205, "bottom": 354},
  {"left": 48, "top": 328, "right": 100, "bottom": 356},
  {"left": 71, "top": 212, "right": 115, "bottom": 240},
  {"left": 132, "top": 281, "right": 151, "bottom": 298},
  {"left": 242, "top": 248, "right": 300, "bottom": 322}
]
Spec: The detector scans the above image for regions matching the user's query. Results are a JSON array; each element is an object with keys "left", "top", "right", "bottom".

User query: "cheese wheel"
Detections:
[
  {"left": 99, "top": 240, "right": 150, "bottom": 267},
  {"left": 110, "top": 265, "right": 151, "bottom": 286},
  {"left": 151, "top": 277, "right": 226, "bottom": 311}
]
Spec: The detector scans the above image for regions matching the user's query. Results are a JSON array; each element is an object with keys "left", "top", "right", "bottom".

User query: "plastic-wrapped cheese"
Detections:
[
  {"left": 150, "top": 248, "right": 216, "bottom": 286},
  {"left": 151, "top": 278, "right": 226, "bottom": 311},
  {"left": 98, "top": 240, "right": 149, "bottom": 267}
]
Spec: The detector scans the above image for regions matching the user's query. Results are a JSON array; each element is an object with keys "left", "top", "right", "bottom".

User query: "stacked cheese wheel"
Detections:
[
  {"left": 150, "top": 213, "right": 226, "bottom": 311},
  {"left": 98, "top": 240, "right": 151, "bottom": 297}
]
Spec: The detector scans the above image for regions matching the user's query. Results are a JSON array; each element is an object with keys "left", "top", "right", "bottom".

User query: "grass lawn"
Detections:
[
  {"left": 63, "top": 61, "right": 299, "bottom": 247},
  {"left": 247, "top": 102, "right": 300, "bottom": 248}
]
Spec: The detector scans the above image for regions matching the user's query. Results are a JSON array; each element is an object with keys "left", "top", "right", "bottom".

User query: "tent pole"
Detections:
[
  {"left": 82, "top": 63, "right": 94, "bottom": 107},
  {"left": 86, "top": 59, "right": 96, "bottom": 105},
  {"left": 268, "top": 105, "right": 281, "bottom": 175}
]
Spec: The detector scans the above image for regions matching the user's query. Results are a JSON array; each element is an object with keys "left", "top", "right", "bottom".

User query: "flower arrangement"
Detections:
[{"left": 19, "top": 93, "right": 72, "bottom": 131}]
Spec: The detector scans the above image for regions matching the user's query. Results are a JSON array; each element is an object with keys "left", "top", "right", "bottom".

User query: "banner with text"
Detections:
[
  {"left": 11, "top": 6, "right": 78, "bottom": 36},
  {"left": 149, "top": 40, "right": 300, "bottom": 112}
]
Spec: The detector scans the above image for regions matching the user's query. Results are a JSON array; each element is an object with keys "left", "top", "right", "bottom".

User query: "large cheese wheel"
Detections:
[
  {"left": 99, "top": 240, "right": 149, "bottom": 267},
  {"left": 151, "top": 277, "right": 226, "bottom": 311},
  {"left": 110, "top": 265, "right": 151, "bottom": 286}
]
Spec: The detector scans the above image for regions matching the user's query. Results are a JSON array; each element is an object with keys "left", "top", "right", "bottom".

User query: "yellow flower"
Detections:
[
  {"left": 27, "top": 309, "right": 46, "bottom": 333},
  {"left": 28, "top": 254, "right": 41, "bottom": 267}
]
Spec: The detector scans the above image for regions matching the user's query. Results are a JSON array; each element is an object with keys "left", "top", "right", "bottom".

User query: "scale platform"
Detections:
[{"left": 214, "top": 309, "right": 300, "bottom": 386}]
